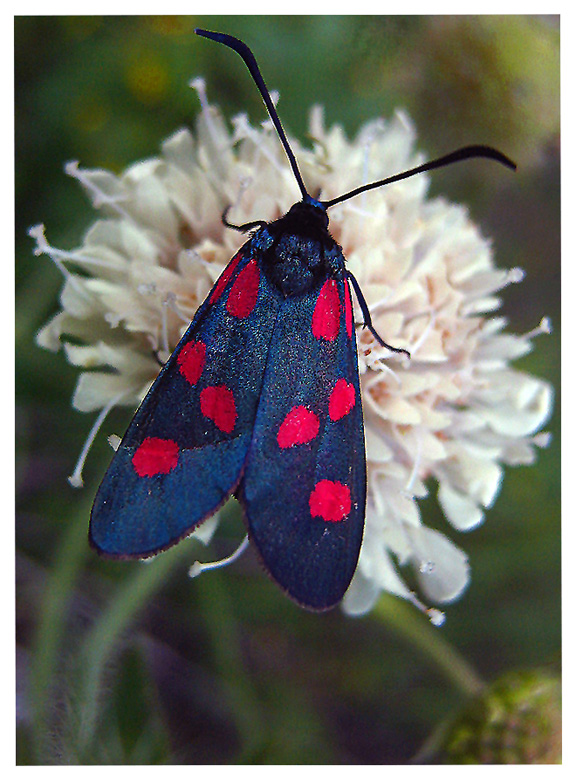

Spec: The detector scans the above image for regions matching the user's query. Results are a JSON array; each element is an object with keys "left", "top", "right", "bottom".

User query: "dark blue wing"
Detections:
[
  {"left": 90, "top": 243, "right": 283, "bottom": 557},
  {"left": 237, "top": 274, "right": 366, "bottom": 610}
]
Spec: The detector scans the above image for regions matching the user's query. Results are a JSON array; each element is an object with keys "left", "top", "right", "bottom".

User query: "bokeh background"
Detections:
[{"left": 16, "top": 16, "right": 560, "bottom": 764}]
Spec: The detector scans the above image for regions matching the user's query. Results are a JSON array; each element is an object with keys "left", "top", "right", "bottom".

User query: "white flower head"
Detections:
[{"left": 31, "top": 82, "right": 553, "bottom": 619}]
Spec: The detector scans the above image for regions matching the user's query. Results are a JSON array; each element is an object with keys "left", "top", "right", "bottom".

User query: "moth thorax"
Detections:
[
  {"left": 286, "top": 200, "right": 329, "bottom": 231},
  {"left": 267, "top": 233, "right": 328, "bottom": 297}
]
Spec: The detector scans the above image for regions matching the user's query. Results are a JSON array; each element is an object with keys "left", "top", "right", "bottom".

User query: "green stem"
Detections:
[
  {"left": 374, "top": 595, "right": 485, "bottom": 697},
  {"left": 196, "top": 571, "right": 267, "bottom": 761},
  {"left": 73, "top": 542, "right": 193, "bottom": 756},
  {"left": 28, "top": 499, "right": 92, "bottom": 763}
]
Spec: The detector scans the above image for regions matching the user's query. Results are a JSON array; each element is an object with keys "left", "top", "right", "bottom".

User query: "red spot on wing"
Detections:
[
  {"left": 210, "top": 252, "right": 243, "bottom": 304},
  {"left": 177, "top": 340, "right": 206, "bottom": 385},
  {"left": 312, "top": 279, "right": 340, "bottom": 342},
  {"left": 309, "top": 480, "right": 351, "bottom": 523},
  {"left": 132, "top": 437, "right": 179, "bottom": 477},
  {"left": 329, "top": 378, "right": 356, "bottom": 421},
  {"left": 227, "top": 259, "right": 260, "bottom": 318},
  {"left": 344, "top": 282, "right": 353, "bottom": 338},
  {"left": 277, "top": 406, "right": 320, "bottom": 448},
  {"left": 200, "top": 385, "right": 237, "bottom": 433}
]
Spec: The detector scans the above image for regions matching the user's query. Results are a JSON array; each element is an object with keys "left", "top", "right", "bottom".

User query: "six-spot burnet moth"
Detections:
[{"left": 89, "top": 29, "right": 516, "bottom": 611}]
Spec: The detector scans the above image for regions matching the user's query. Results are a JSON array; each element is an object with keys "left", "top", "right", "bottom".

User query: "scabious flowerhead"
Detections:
[{"left": 31, "top": 79, "right": 553, "bottom": 618}]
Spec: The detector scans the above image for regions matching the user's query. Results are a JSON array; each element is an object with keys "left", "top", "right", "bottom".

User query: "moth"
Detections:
[{"left": 90, "top": 30, "right": 515, "bottom": 610}]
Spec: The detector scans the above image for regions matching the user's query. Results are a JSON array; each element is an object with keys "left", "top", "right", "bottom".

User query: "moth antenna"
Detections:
[
  {"left": 195, "top": 32, "right": 515, "bottom": 211},
  {"left": 322, "top": 145, "right": 516, "bottom": 208},
  {"left": 195, "top": 29, "right": 309, "bottom": 201}
]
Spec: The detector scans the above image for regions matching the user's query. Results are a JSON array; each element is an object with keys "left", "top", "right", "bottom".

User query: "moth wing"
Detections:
[
  {"left": 237, "top": 275, "right": 366, "bottom": 610},
  {"left": 90, "top": 246, "right": 282, "bottom": 557}
]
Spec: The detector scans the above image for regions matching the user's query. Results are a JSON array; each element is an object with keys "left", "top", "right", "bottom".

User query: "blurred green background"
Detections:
[{"left": 16, "top": 16, "right": 560, "bottom": 764}]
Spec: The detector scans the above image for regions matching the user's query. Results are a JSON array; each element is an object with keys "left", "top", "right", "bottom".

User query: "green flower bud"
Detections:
[{"left": 443, "top": 669, "right": 561, "bottom": 764}]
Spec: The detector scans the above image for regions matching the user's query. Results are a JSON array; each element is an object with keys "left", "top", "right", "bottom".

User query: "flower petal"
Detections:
[
  {"left": 407, "top": 526, "right": 470, "bottom": 603},
  {"left": 438, "top": 481, "right": 485, "bottom": 531}
]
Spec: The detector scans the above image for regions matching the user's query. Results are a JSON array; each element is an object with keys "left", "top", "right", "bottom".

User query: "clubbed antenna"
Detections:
[
  {"left": 322, "top": 145, "right": 516, "bottom": 209},
  {"left": 195, "top": 29, "right": 516, "bottom": 210},
  {"left": 195, "top": 29, "right": 309, "bottom": 201}
]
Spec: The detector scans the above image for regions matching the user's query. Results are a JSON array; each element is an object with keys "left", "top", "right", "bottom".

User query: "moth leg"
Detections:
[
  {"left": 151, "top": 349, "right": 165, "bottom": 367},
  {"left": 222, "top": 206, "right": 267, "bottom": 234},
  {"left": 346, "top": 270, "right": 411, "bottom": 359}
]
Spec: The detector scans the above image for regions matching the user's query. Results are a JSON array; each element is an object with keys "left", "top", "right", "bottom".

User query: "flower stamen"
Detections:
[
  {"left": 524, "top": 316, "right": 553, "bottom": 340},
  {"left": 232, "top": 113, "right": 287, "bottom": 176},
  {"left": 28, "top": 223, "right": 74, "bottom": 280},
  {"left": 409, "top": 311, "right": 438, "bottom": 357},
  {"left": 65, "top": 161, "right": 131, "bottom": 220},
  {"left": 68, "top": 391, "right": 130, "bottom": 488},
  {"left": 164, "top": 291, "right": 192, "bottom": 324},
  {"left": 188, "top": 534, "right": 250, "bottom": 578},
  {"left": 402, "top": 432, "right": 422, "bottom": 499},
  {"left": 532, "top": 431, "right": 552, "bottom": 448},
  {"left": 28, "top": 224, "right": 95, "bottom": 302},
  {"left": 160, "top": 295, "right": 174, "bottom": 357},
  {"left": 504, "top": 266, "right": 526, "bottom": 286},
  {"left": 372, "top": 360, "right": 403, "bottom": 385},
  {"left": 189, "top": 77, "right": 221, "bottom": 147},
  {"left": 406, "top": 589, "right": 446, "bottom": 626}
]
